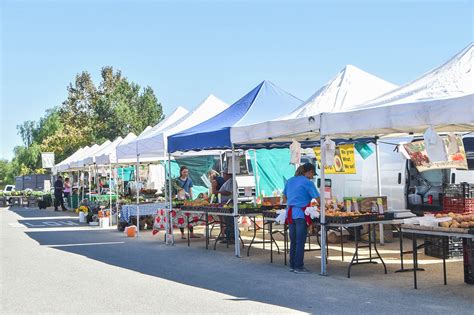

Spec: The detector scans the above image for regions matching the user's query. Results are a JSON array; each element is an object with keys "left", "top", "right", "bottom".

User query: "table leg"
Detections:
[
  {"left": 187, "top": 215, "right": 190, "bottom": 247},
  {"left": 205, "top": 213, "right": 209, "bottom": 250},
  {"left": 284, "top": 224, "right": 288, "bottom": 266},
  {"left": 412, "top": 234, "right": 418, "bottom": 289},
  {"left": 270, "top": 221, "right": 273, "bottom": 263},
  {"left": 247, "top": 216, "right": 258, "bottom": 256},
  {"left": 442, "top": 236, "right": 447, "bottom": 285},
  {"left": 368, "top": 225, "right": 373, "bottom": 261},
  {"left": 348, "top": 227, "right": 359, "bottom": 278},
  {"left": 340, "top": 227, "right": 344, "bottom": 262},
  {"left": 372, "top": 224, "right": 387, "bottom": 274}
]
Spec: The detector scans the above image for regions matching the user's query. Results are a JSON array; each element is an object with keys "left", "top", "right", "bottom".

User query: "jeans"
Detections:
[
  {"left": 289, "top": 218, "right": 307, "bottom": 270},
  {"left": 63, "top": 192, "right": 70, "bottom": 207},
  {"left": 224, "top": 216, "right": 235, "bottom": 240}
]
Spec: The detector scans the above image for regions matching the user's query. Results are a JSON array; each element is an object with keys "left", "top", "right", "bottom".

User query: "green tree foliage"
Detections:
[
  {"left": 4, "top": 66, "right": 164, "bottom": 182},
  {"left": 0, "top": 159, "right": 15, "bottom": 189}
]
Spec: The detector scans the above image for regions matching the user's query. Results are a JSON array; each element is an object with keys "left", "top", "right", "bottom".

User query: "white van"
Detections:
[{"left": 319, "top": 135, "right": 474, "bottom": 214}]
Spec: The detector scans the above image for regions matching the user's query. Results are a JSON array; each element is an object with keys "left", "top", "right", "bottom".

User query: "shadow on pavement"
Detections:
[{"left": 23, "top": 226, "right": 474, "bottom": 314}]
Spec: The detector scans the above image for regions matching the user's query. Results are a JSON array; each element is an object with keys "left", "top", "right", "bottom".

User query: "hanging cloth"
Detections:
[
  {"left": 289, "top": 139, "right": 301, "bottom": 165},
  {"left": 424, "top": 126, "right": 447, "bottom": 162},
  {"left": 323, "top": 137, "right": 336, "bottom": 167}
]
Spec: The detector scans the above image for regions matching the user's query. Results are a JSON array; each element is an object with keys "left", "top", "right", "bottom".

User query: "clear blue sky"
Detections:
[{"left": 1, "top": 0, "right": 472, "bottom": 160}]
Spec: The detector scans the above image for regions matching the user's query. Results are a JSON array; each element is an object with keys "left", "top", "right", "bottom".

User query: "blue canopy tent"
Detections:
[
  {"left": 167, "top": 80, "right": 303, "bottom": 256},
  {"left": 168, "top": 81, "right": 302, "bottom": 152}
]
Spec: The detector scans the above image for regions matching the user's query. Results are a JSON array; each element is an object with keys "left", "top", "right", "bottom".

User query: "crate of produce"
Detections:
[
  {"left": 424, "top": 235, "right": 464, "bottom": 259},
  {"left": 442, "top": 197, "right": 474, "bottom": 213},
  {"left": 444, "top": 182, "right": 474, "bottom": 198}
]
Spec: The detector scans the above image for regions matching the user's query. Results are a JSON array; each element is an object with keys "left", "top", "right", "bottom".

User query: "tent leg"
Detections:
[
  {"left": 253, "top": 149, "right": 260, "bottom": 198},
  {"left": 375, "top": 138, "right": 384, "bottom": 245},
  {"left": 167, "top": 154, "right": 174, "bottom": 245},
  {"left": 232, "top": 146, "right": 241, "bottom": 258},
  {"left": 109, "top": 163, "right": 113, "bottom": 226},
  {"left": 320, "top": 134, "right": 327, "bottom": 276},
  {"left": 136, "top": 155, "right": 140, "bottom": 237}
]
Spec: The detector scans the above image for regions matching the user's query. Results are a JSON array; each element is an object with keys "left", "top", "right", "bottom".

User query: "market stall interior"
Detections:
[{"left": 46, "top": 43, "right": 474, "bottom": 287}]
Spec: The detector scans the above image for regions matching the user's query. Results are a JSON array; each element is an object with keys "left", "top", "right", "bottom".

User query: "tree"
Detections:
[
  {"left": 9, "top": 66, "right": 164, "bottom": 179},
  {"left": 0, "top": 159, "right": 15, "bottom": 188}
]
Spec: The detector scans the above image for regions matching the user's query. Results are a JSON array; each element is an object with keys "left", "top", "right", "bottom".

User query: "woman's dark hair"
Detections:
[
  {"left": 295, "top": 163, "right": 315, "bottom": 176},
  {"left": 65, "top": 177, "right": 70, "bottom": 181},
  {"left": 179, "top": 166, "right": 188, "bottom": 177}
]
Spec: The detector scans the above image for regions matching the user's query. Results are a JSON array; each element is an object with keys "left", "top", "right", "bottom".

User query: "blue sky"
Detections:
[{"left": 1, "top": 0, "right": 472, "bottom": 160}]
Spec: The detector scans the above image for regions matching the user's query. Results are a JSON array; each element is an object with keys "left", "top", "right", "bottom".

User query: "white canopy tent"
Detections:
[
  {"left": 231, "top": 65, "right": 398, "bottom": 146},
  {"left": 285, "top": 65, "right": 398, "bottom": 119},
  {"left": 53, "top": 146, "right": 89, "bottom": 173},
  {"left": 136, "top": 94, "right": 228, "bottom": 158},
  {"left": 323, "top": 43, "right": 473, "bottom": 138},
  {"left": 96, "top": 133, "right": 137, "bottom": 166},
  {"left": 68, "top": 144, "right": 99, "bottom": 170},
  {"left": 81, "top": 140, "right": 112, "bottom": 166},
  {"left": 229, "top": 43, "right": 474, "bottom": 276},
  {"left": 116, "top": 106, "right": 189, "bottom": 164}
]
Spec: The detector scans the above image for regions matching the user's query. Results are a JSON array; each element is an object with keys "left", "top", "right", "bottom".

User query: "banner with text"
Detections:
[{"left": 313, "top": 144, "right": 356, "bottom": 174}]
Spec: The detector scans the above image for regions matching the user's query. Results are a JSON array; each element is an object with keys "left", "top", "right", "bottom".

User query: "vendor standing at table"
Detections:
[
  {"left": 282, "top": 162, "right": 319, "bottom": 274},
  {"left": 63, "top": 177, "right": 72, "bottom": 207},
  {"left": 219, "top": 171, "right": 237, "bottom": 243},
  {"left": 54, "top": 175, "right": 67, "bottom": 212},
  {"left": 176, "top": 166, "right": 199, "bottom": 239},
  {"left": 208, "top": 170, "right": 225, "bottom": 196}
]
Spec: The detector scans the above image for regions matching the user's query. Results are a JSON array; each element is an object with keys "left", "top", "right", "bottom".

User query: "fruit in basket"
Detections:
[
  {"left": 440, "top": 221, "right": 450, "bottom": 228},
  {"left": 470, "top": 221, "right": 474, "bottom": 227},
  {"left": 460, "top": 222, "right": 470, "bottom": 228}
]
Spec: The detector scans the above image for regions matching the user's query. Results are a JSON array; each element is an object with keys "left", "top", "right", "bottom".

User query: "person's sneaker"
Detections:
[
  {"left": 294, "top": 268, "right": 310, "bottom": 274},
  {"left": 289, "top": 268, "right": 295, "bottom": 272}
]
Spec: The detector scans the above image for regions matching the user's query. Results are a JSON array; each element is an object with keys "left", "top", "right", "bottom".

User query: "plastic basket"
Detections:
[
  {"left": 442, "top": 197, "right": 474, "bottom": 213},
  {"left": 424, "top": 236, "right": 463, "bottom": 259}
]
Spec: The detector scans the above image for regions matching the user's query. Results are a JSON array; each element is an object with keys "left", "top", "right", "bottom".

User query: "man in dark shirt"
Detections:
[{"left": 54, "top": 176, "right": 67, "bottom": 211}]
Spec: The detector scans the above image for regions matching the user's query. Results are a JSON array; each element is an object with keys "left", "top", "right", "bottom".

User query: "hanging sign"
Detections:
[
  {"left": 313, "top": 144, "right": 356, "bottom": 174},
  {"left": 403, "top": 135, "right": 467, "bottom": 172},
  {"left": 41, "top": 152, "right": 55, "bottom": 169}
]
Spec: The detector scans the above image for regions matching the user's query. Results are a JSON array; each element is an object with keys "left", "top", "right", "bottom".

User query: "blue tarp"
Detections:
[{"left": 167, "top": 81, "right": 302, "bottom": 153}]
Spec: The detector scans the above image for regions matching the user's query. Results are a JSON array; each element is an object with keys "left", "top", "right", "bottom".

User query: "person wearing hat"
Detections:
[
  {"left": 283, "top": 162, "right": 319, "bottom": 274},
  {"left": 219, "top": 171, "right": 237, "bottom": 243}
]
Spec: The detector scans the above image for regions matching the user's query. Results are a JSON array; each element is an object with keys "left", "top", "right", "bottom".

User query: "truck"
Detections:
[{"left": 323, "top": 135, "right": 474, "bottom": 214}]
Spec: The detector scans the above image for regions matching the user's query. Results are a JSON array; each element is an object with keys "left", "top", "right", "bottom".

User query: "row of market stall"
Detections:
[{"left": 52, "top": 43, "right": 474, "bottom": 283}]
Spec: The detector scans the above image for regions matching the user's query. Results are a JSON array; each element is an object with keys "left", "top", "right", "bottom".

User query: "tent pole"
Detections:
[
  {"left": 320, "top": 126, "right": 327, "bottom": 276},
  {"left": 253, "top": 149, "right": 260, "bottom": 198},
  {"left": 375, "top": 138, "right": 384, "bottom": 245},
  {"left": 88, "top": 165, "right": 91, "bottom": 200},
  {"left": 163, "top": 160, "right": 169, "bottom": 243},
  {"left": 115, "top": 163, "right": 120, "bottom": 226},
  {"left": 232, "top": 145, "right": 241, "bottom": 258},
  {"left": 136, "top": 154, "right": 140, "bottom": 237},
  {"left": 109, "top": 163, "right": 112, "bottom": 226},
  {"left": 167, "top": 153, "right": 174, "bottom": 245}
]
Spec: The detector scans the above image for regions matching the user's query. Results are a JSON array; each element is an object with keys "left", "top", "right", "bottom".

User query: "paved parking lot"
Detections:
[{"left": 1, "top": 206, "right": 473, "bottom": 314}]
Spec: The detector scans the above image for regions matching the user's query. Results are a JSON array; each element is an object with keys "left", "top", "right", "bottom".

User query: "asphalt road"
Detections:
[{"left": 1, "top": 206, "right": 473, "bottom": 314}]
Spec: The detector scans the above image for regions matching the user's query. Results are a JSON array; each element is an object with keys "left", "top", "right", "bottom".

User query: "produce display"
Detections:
[{"left": 435, "top": 212, "right": 474, "bottom": 229}]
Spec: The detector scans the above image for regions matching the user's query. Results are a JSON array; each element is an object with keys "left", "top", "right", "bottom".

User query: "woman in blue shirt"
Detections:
[
  {"left": 176, "top": 166, "right": 199, "bottom": 239},
  {"left": 283, "top": 163, "right": 319, "bottom": 274}
]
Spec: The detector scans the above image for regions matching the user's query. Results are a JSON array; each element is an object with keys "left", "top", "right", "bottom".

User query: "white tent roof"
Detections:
[
  {"left": 323, "top": 43, "right": 474, "bottom": 137},
  {"left": 78, "top": 140, "right": 112, "bottom": 167},
  {"left": 68, "top": 144, "right": 100, "bottom": 170},
  {"left": 136, "top": 94, "right": 228, "bottom": 158},
  {"left": 351, "top": 43, "right": 473, "bottom": 109},
  {"left": 285, "top": 65, "right": 398, "bottom": 119},
  {"left": 54, "top": 146, "right": 89, "bottom": 173},
  {"left": 116, "top": 106, "right": 189, "bottom": 163},
  {"left": 231, "top": 44, "right": 473, "bottom": 146},
  {"left": 231, "top": 65, "right": 398, "bottom": 146},
  {"left": 93, "top": 136, "right": 123, "bottom": 166},
  {"left": 95, "top": 133, "right": 136, "bottom": 165}
]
